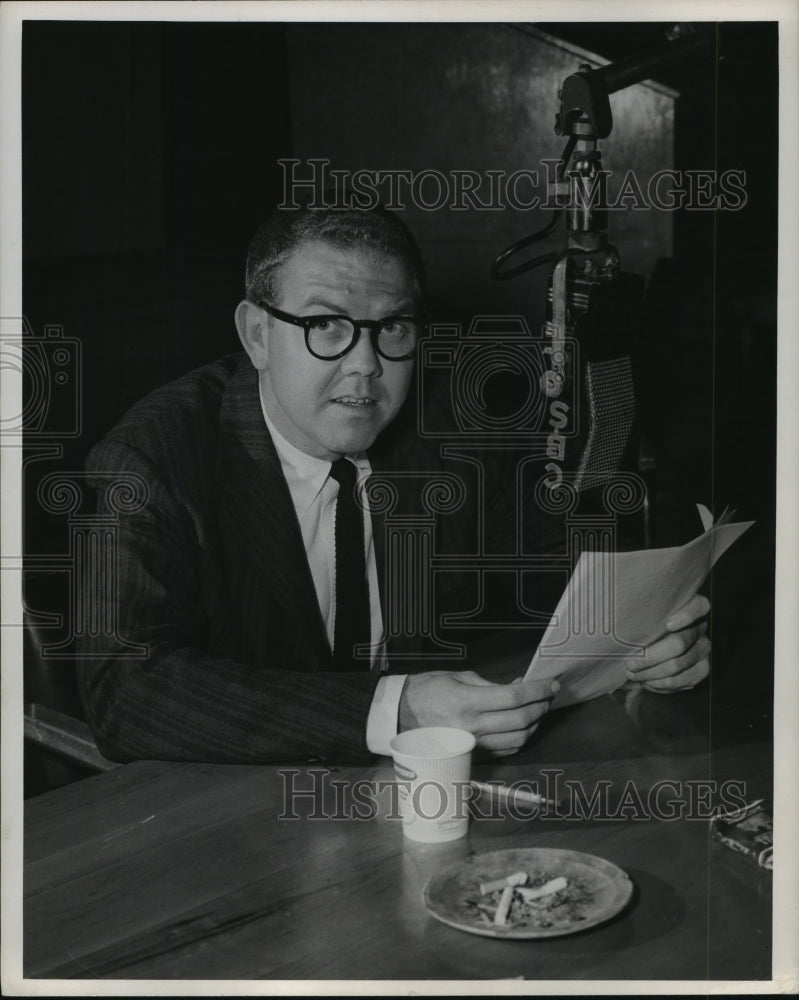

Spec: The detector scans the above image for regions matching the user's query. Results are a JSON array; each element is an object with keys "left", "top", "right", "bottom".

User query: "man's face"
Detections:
[{"left": 257, "top": 239, "right": 417, "bottom": 460}]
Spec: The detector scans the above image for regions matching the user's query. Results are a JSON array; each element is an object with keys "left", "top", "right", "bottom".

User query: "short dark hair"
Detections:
[{"left": 244, "top": 202, "right": 425, "bottom": 306}]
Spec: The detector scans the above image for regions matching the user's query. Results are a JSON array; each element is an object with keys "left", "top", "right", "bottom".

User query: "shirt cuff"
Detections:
[{"left": 365, "top": 674, "right": 407, "bottom": 756}]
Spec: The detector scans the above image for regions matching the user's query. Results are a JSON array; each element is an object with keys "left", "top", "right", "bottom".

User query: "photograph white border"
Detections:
[{"left": 2, "top": 1, "right": 797, "bottom": 995}]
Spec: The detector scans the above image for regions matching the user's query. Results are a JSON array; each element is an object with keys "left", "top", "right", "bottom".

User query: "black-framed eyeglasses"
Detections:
[{"left": 258, "top": 301, "right": 424, "bottom": 361}]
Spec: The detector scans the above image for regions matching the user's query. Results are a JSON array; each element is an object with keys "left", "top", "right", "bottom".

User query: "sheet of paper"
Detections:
[{"left": 524, "top": 507, "right": 754, "bottom": 708}]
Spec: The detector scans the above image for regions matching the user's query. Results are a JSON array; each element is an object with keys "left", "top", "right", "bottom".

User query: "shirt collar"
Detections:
[{"left": 258, "top": 379, "right": 371, "bottom": 517}]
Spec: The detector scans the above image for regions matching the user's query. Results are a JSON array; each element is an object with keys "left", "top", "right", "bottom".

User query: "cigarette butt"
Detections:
[
  {"left": 494, "top": 884, "right": 515, "bottom": 926},
  {"left": 516, "top": 876, "right": 567, "bottom": 903},
  {"left": 480, "top": 870, "right": 528, "bottom": 895},
  {"left": 470, "top": 780, "right": 558, "bottom": 808}
]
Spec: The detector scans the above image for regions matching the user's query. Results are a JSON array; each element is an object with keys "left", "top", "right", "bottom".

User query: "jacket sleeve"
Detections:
[{"left": 76, "top": 437, "right": 381, "bottom": 765}]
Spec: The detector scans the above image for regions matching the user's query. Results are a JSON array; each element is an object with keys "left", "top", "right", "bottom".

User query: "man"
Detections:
[{"left": 77, "top": 204, "right": 710, "bottom": 764}]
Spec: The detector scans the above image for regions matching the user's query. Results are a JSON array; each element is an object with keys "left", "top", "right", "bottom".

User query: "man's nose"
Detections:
[{"left": 341, "top": 326, "right": 382, "bottom": 377}]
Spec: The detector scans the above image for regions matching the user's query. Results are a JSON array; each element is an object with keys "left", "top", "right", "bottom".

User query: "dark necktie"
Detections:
[{"left": 329, "top": 458, "right": 371, "bottom": 671}]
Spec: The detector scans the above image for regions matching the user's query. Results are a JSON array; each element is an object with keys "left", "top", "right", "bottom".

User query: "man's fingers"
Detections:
[
  {"left": 627, "top": 627, "right": 708, "bottom": 678},
  {"left": 399, "top": 672, "right": 558, "bottom": 737},
  {"left": 457, "top": 675, "right": 559, "bottom": 714},
  {"left": 471, "top": 702, "right": 549, "bottom": 739},
  {"left": 510, "top": 677, "right": 560, "bottom": 704},
  {"left": 642, "top": 657, "right": 710, "bottom": 693},
  {"left": 666, "top": 594, "right": 710, "bottom": 631},
  {"left": 628, "top": 635, "right": 711, "bottom": 682},
  {"left": 453, "top": 670, "right": 496, "bottom": 688},
  {"left": 476, "top": 724, "right": 540, "bottom": 753}
]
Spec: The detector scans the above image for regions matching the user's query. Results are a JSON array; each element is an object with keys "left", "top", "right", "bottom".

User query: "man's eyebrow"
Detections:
[
  {"left": 391, "top": 299, "right": 419, "bottom": 315},
  {"left": 298, "top": 296, "right": 420, "bottom": 316},
  {"left": 298, "top": 297, "right": 350, "bottom": 314}
]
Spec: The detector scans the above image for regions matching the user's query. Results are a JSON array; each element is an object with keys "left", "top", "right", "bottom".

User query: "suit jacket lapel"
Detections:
[
  {"left": 369, "top": 418, "right": 477, "bottom": 668},
  {"left": 214, "top": 359, "right": 331, "bottom": 669},
  {"left": 369, "top": 420, "right": 429, "bottom": 666}
]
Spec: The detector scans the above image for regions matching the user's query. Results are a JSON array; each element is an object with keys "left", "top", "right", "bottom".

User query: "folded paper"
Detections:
[{"left": 524, "top": 505, "right": 754, "bottom": 708}]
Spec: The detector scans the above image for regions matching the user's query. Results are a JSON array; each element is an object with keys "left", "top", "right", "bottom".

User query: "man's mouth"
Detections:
[{"left": 332, "top": 396, "right": 377, "bottom": 407}]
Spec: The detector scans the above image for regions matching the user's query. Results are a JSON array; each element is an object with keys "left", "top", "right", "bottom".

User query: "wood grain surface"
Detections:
[{"left": 24, "top": 689, "right": 773, "bottom": 981}]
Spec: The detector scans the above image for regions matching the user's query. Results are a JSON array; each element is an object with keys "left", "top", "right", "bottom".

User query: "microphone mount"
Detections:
[{"left": 490, "top": 24, "right": 712, "bottom": 282}]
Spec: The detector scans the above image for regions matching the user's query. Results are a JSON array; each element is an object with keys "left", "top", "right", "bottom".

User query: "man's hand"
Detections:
[
  {"left": 626, "top": 594, "right": 711, "bottom": 693},
  {"left": 399, "top": 671, "right": 559, "bottom": 754}
]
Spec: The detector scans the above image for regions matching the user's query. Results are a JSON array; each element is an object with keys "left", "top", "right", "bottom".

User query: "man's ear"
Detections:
[{"left": 235, "top": 300, "right": 269, "bottom": 370}]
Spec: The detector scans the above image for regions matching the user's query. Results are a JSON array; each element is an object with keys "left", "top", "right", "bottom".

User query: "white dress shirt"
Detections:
[{"left": 259, "top": 388, "right": 404, "bottom": 755}]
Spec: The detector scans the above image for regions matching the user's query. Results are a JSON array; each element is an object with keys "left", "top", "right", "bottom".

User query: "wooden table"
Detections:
[{"left": 24, "top": 687, "right": 772, "bottom": 982}]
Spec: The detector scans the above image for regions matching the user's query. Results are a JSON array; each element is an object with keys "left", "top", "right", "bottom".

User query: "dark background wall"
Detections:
[
  {"left": 21, "top": 20, "right": 778, "bottom": 790},
  {"left": 23, "top": 22, "right": 290, "bottom": 447},
  {"left": 285, "top": 23, "right": 676, "bottom": 321}
]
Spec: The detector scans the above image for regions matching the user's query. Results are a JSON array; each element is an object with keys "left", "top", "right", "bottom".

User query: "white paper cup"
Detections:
[{"left": 389, "top": 727, "right": 476, "bottom": 843}]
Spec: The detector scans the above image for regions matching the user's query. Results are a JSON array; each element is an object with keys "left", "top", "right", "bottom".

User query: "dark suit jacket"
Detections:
[{"left": 78, "top": 353, "right": 536, "bottom": 765}]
